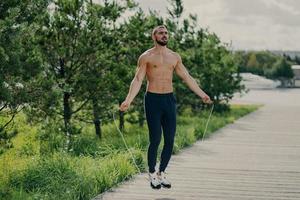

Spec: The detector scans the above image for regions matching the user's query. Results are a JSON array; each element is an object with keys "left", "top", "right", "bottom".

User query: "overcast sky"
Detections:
[{"left": 136, "top": 0, "right": 300, "bottom": 51}]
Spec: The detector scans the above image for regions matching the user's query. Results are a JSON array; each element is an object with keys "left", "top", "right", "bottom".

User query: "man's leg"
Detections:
[
  {"left": 144, "top": 93, "right": 163, "bottom": 189},
  {"left": 144, "top": 94, "right": 162, "bottom": 173},
  {"left": 159, "top": 94, "right": 176, "bottom": 173}
]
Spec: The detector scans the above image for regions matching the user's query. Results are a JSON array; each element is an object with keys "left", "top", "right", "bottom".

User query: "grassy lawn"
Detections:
[{"left": 0, "top": 104, "right": 260, "bottom": 200}]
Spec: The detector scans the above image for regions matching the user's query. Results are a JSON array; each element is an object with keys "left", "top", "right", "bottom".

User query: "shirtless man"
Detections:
[{"left": 120, "top": 25, "right": 212, "bottom": 189}]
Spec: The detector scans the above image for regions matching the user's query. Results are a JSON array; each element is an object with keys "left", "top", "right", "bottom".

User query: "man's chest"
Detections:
[{"left": 147, "top": 55, "right": 177, "bottom": 70}]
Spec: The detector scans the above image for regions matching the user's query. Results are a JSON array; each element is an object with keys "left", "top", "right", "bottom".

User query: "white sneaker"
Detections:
[
  {"left": 158, "top": 171, "right": 171, "bottom": 188},
  {"left": 148, "top": 172, "right": 161, "bottom": 189}
]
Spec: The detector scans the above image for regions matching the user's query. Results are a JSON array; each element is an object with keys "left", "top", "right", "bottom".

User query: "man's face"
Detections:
[{"left": 154, "top": 28, "right": 169, "bottom": 46}]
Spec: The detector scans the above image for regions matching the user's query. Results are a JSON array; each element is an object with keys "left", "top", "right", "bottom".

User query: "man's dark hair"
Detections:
[{"left": 152, "top": 25, "right": 167, "bottom": 36}]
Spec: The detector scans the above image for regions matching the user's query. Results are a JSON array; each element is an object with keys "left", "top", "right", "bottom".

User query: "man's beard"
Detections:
[{"left": 156, "top": 38, "right": 168, "bottom": 46}]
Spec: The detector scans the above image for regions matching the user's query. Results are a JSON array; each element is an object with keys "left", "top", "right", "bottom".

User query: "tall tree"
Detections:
[
  {"left": 74, "top": 0, "right": 138, "bottom": 136},
  {"left": 166, "top": 0, "right": 244, "bottom": 112},
  {"left": 0, "top": 0, "right": 47, "bottom": 149},
  {"left": 31, "top": 0, "right": 111, "bottom": 148},
  {"left": 167, "top": 0, "right": 184, "bottom": 26}
]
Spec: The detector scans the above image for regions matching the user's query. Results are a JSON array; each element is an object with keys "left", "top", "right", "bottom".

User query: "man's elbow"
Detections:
[
  {"left": 183, "top": 75, "right": 198, "bottom": 87},
  {"left": 132, "top": 76, "right": 143, "bottom": 85},
  {"left": 181, "top": 74, "right": 190, "bottom": 83}
]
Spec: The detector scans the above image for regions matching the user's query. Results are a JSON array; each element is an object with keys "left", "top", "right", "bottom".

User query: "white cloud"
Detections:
[{"left": 136, "top": 0, "right": 300, "bottom": 51}]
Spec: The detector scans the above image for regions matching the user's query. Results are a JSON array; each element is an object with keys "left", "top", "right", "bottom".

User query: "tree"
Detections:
[
  {"left": 165, "top": 0, "right": 243, "bottom": 112},
  {"left": 294, "top": 56, "right": 300, "bottom": 65},
  {"left": 246, "top": 53, "right": 258, "bottom": 68},
  {"left": 76, "top": 0, "right": 136, "bottom": 137},
  {"left": 0, "top": 0, "right": 47, "bottom": 151},
  {"left": 29, "top": 0, "right": 138, "bottom": 144},
  {"left": 272, "top": 58, "right": 294, "bottom": 87},
  {"left": 198, "top": 33, "right": 244, "bottom": 111},
  {"left": 31, "top": 0, "right": 115, "bottom": 149}
]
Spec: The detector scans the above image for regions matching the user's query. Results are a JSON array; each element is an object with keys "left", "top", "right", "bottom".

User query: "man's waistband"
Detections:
[{"left": 145, "top": 91, "right": 174, "bottom": 97}]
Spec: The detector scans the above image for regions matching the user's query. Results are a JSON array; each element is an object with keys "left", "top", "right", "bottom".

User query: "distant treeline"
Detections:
[{"left": 234, "top": 50, "right": 299, "bottom": 80}]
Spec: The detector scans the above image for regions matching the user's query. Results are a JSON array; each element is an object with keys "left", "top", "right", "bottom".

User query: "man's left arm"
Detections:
[{"left": 174, "top": 53, "right": 212, "bottom": 103}]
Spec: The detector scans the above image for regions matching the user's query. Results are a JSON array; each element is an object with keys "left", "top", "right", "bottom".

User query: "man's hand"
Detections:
[
  {"left": 201, "top": 94, "right": 213, "bottom": 104},
  {"left": 119, "top": 100, "right": 131, "bottom": 112}
]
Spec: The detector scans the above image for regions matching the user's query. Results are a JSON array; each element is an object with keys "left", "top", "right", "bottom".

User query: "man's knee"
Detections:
[
  {"left": 164, "top": 137, "right": 175, "bottom": 146},
  {"left": 150, "top": 138, "right": 161, "bottom": 147}
]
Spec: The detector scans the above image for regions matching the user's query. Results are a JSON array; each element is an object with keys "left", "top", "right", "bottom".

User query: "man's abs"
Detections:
[
  {"left": 146, "top": 63, "right": 174, "bottom": 93},
  {"left": 146, "top": 79, "right": 173, "bottom": 93}
]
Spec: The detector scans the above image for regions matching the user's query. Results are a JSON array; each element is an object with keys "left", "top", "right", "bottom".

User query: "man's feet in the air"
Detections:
[
  {"left": 148, "top": 171, "right": 161, "bottom": 189},
  {"left": 158, "top": 171, "right": 171, "bottom": 188}
]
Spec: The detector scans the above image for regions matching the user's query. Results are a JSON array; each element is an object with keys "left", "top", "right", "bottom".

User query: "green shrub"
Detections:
[
  {"left": 6, "top": 150, "right": 146, "bottom": 200},
  {"left": 72, "top": 135, "right": 100, "bottom": 156},
  {"left": 17, "top": 142, "right": 36, "bottom": 156},
  {"left": 37, "top": 122, "right": 65, "bottom": 155},
  {"left": 9, "top": 154, "right": 78, "bottom": 195}
]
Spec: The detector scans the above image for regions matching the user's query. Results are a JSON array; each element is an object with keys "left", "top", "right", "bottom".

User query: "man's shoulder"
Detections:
[
  {"left": 139, "top": 49, "right": 153, "bottom": 60},
  {"left": 167, "top": 49, "right": 181, "bottom": 60},
  {"left": 137, "top": 50, "right": 152, "bottom": 65}
]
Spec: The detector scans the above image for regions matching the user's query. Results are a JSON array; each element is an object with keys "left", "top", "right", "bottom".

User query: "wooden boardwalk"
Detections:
[{"left": 93, "top": 88, "right": 300, "bottom": 200}]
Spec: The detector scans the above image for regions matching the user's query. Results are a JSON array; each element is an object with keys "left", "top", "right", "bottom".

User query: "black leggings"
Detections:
[{"left": 144, "top": 91, "right": 176, "bottom": 173}]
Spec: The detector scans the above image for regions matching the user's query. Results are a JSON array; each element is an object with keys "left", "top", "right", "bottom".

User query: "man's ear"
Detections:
[{"left": 151, "top": 34, "right": 155, "bottom": 41}]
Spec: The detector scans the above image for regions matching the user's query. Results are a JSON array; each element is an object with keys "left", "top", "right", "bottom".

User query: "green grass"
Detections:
[{"left": 0, "top": 104, "right": 260, "bottom": 200}]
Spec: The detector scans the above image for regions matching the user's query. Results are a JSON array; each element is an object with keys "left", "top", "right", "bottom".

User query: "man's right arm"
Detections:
[
  {"left": 120, "top": 54, "right": 147, "bottom": 111},
  {"left": 174, "top": 53, "right": 212, "bottom": 104}
]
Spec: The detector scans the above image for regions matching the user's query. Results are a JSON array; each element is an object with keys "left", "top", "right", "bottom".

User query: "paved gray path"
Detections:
[{"left": 94, "top": 77, "right": 300, "bottom": 200}]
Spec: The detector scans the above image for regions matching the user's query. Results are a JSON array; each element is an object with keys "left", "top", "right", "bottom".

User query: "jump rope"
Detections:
[{"left": 111, "top": 102, "right": 214, "bottom": 180}]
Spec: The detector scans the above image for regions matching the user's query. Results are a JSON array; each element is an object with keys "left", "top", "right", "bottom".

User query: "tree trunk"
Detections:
[
  {"left": 119, "top": 100, "right": 124, "bottom": 131},
  {"left": 60, "top": 58, "right": 72, "bottom": 151},
  {"left": 92, "top": 98, "right": 102, "bottom": 138},
  {"left": 63, "top": 91, "right": 72, "bottom": 151}
]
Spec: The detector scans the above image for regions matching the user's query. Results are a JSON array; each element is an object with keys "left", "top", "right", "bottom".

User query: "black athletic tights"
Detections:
[{"left": 144, "top": 91, "right": 176, "bottom": 173}]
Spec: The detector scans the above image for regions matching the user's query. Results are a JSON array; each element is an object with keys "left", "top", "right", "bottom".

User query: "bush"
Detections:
[
  {"left": 7, "top": 151, "right": 145, "bottom": 200},
  {"left": 71, "top": 135, "right": 100, "bottom": 156},
  {"left": 0, "top": 129, "right": 17, "bottom": 155},
  {"left": 9, "top": 154, "right": 78, "bottom": 195},
  {"left": 17, "top": 142, "right": 35, "bottom": 156},
  {"left": 213, "top": 103, "right": 230, "bottom": 113},
  {"left": 173, "top": 125, "right": 196, "bottom": 154},
  {"left": 37, "top": 122, "right": 65, "bottom": 155}
]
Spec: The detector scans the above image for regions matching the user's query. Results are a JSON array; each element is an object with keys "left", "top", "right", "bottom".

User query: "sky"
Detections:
[{"left": 136, "top": 0, "right": 300, "bottom": 51}]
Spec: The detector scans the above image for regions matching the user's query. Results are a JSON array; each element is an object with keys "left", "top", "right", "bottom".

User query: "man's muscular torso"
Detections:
[
  {"left": 141, "top": 48, "right": 178, "bottom": 93},
  {"left": 119, "top": 25, "right": 212, "bottom": 112}
]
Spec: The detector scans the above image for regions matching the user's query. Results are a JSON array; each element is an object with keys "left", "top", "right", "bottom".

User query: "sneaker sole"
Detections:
[
  {"left": 161, "top": 183, "right": 171, "bottom": 189},
  {"left": 150, "top": 183, "right": 161, "bottom": 189}
]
